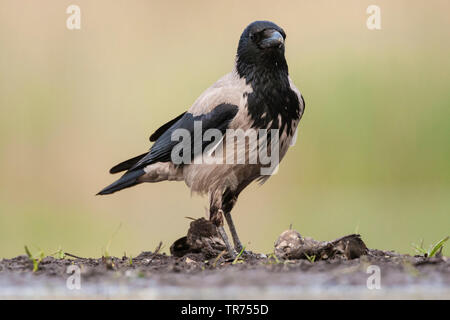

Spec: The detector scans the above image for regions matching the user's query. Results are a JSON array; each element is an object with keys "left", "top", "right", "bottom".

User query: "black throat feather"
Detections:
[{"left": 236, "top": 49, "right": 301, "bottom": 135}]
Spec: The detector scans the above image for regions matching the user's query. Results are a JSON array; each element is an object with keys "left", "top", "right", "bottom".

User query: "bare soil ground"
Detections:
[{"left": 1, "top": 219, "right": 449, "bottom": 299}]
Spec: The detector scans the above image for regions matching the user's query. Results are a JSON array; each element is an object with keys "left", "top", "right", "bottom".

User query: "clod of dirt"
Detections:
[
  {"left": 274, "top": 229, "right": 368, "bottom": 260},
  {"left": 101, "top": 256, "right": 115, "bottom": 270},
  {"left": 170, "top": 218, "right": 226, "bottom": 258}
]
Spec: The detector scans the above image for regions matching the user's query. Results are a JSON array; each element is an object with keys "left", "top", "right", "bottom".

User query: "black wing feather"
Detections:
[
  {"left": 130, "top": 103, "right": 238, "bottom": 171},
  {"left": 149, "top": 111, "right": 186, "bottom": 142}
]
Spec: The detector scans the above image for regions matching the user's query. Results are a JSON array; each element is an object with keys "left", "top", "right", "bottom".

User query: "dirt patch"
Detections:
[
  {"left": 0, "top": 218, "right": 449, "bottom": 298},
  {"left": 170, "top": 218, "right": 227, "bottom": 258}
]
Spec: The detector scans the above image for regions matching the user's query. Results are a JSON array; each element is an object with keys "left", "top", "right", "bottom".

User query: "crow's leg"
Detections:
[
  {"left": 221, "top": 189, "right": 245, "bottom": 252},
  {"left": 210, "top": 193, "right": 236, "bottom": 258},
  {"left": 216, "top": 220, "right": 236, "bottom": 258},
  {"left": 224, "top": 211, "right": 244, "bottom": 252}
]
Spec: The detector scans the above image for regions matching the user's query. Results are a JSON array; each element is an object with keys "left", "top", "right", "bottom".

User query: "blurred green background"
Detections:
[{"left": 0, "top": 1, "right": 449, "bottom": 258}]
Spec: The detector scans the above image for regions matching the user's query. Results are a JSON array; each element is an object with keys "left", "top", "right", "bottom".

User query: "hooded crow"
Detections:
[{"left": 98, "top": 21, "right": 305, "bottom": 257}]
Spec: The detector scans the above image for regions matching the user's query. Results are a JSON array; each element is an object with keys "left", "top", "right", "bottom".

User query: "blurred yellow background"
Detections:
[{"left": 0, "top": 1, "right": 449, "bottom": 258}]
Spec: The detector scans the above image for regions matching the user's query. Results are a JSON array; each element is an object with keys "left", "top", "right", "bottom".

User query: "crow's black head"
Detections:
[
  {"left": 236, "top": 21, "right": 288, "bottom": 81},
  {"left": 235, "top": 21, "right": 300, "bottom": 134}
]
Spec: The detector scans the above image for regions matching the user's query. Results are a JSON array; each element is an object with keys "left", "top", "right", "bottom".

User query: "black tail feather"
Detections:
[
  {"left": 109, "top": 153, "right": 148, "bottom": 174},
  {"left": 97, "top": 169, "right": 146, "bottom": 195}
]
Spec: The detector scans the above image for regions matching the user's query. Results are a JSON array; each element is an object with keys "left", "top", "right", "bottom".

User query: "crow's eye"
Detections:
[{"left": 250, "top": 33, "right": 256, "bottom": 41}]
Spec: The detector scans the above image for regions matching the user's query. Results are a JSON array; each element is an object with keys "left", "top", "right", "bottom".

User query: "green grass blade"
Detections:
[{"left": 428, "top": 236, "right": 449, "bottom": 258}]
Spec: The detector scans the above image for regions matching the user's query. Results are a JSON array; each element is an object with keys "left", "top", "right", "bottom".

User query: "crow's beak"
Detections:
[{"left": 259, "top": 30, "right": 284, "bottom": 49}]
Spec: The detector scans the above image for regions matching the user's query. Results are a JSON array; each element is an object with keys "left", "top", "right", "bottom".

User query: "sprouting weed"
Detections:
[
  {"left": 24, "top": 245, "right": 45, "bottom": 272},
  {"left": 232, "top": 246, "right": 246, "bottom": 265},
  {"left": 266, "top": 252, "right": 281, "bottom": 264},
  {"left": 304, "top": 252, "right": 316, "bottom": 263},
  {"left": 412, "top": 236, "right": 449, "bottom": 258}
]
